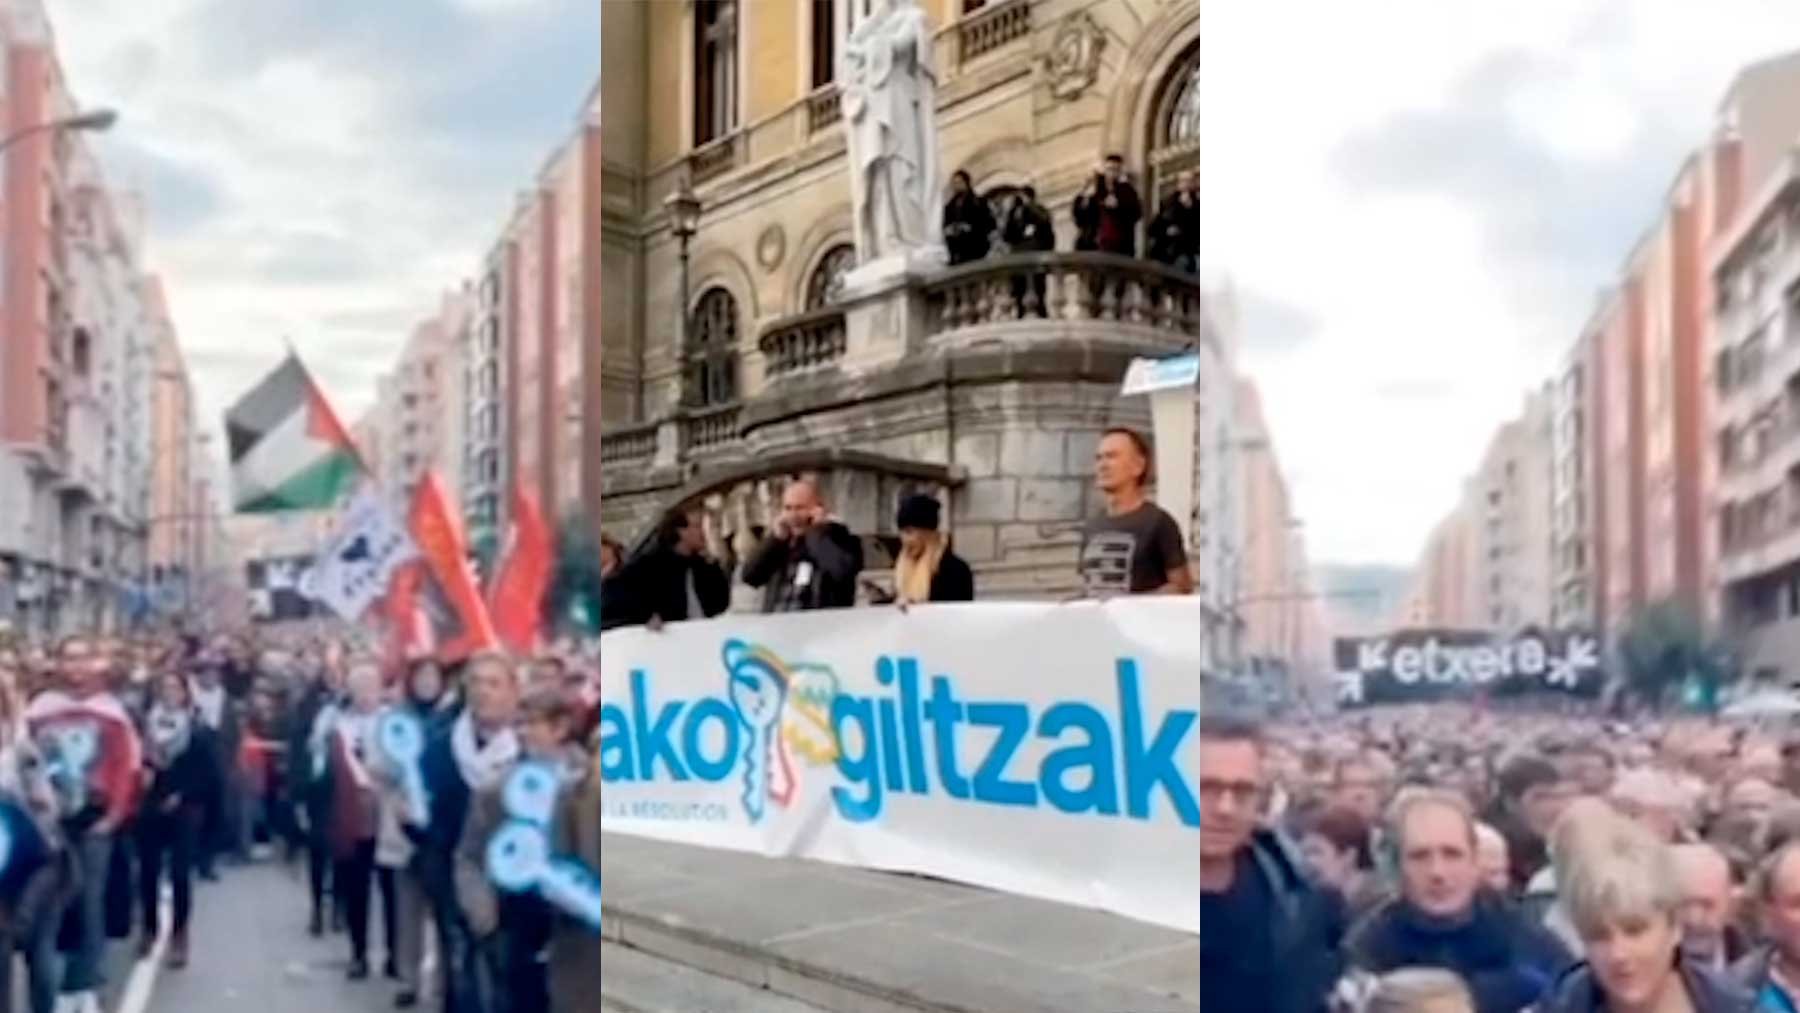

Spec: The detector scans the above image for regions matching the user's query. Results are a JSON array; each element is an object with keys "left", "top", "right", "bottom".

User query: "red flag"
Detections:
[
  {"left": 489, "top": 480, "right": 554, "bottom": 654},
  {"left": 381, "top": 561, "right": 435, "bottom": 671},
  {"left": 407, "top": 473, "right": 498, "bottom": 662}
]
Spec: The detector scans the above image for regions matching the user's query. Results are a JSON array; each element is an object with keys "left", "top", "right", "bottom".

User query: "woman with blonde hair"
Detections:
[
  {"left": 1532, "top": 801, "right": 1754, "bottom": 1012},
  {"left": 872, "top": 494, "right": 973, "bottom": 606}
]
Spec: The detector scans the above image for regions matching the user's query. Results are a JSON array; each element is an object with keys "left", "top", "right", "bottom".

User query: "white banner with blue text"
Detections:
[{"left": 597, "top": 597, "right": 1200, "bottom": 933}]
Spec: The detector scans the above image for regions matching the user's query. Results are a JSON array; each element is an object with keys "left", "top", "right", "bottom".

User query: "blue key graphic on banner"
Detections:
[{"left": 724, "top": 640, "right": 786, "bottom": 825}]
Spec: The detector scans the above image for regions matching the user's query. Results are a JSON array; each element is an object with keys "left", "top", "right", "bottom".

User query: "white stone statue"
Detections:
[{"left": 841, "top": 0, "right": 944, "bottom": 274}]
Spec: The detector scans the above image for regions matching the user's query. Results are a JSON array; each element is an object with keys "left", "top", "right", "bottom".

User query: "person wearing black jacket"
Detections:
[
  {"left": 1001, "top": 185, "right": 1055, "bottom": 317},
  {"left": 410, "top": 653, "right": 522, "bottom": 1013},
  {"left": 288, "top": 655, "right": 340, "bottom": 936},
  {"left": 865, "top": 495, "right": 973, "bottom": 606},
  {"left": 136, "top": 671, "right": 221, "bottom": 969},
  {"left": 1147, "top": 169, "right": 1197, "bottom": 274},
  {"left": 1348, "top": 789, "right": 1572, "bottom": 1013},
  {"left": 1072, "top": 154, "right": 1142, "bottom": 256},
  {"left": 612, "top": 509, "right": 731, "bottom": 629},
  {"left": 1201, "top": 714, "right": 1342, "bottom": 1013},
  {"left": 741, "top": 480, "right": 864, "bottom": 614},
  {"left": 941, "top": 170, "right": 994, "bottom": 266}
]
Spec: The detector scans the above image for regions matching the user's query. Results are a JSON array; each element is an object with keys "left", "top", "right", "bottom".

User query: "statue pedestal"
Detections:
[{"left": 839, "top": 246, "right": 945, "bottom": 370}]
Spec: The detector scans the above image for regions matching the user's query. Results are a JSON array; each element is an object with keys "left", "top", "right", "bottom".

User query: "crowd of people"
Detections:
[
  {"left": 941, "top": 156, "right": 1199, "bottom": 281},
  {"left": 594, "top": 424, "right": 1194, "bottom": 632},
  {"left": 1202, "top": 699, "right": 1800, "bottom": 1012},
  {"left": 0, "top": 629, "right": 601, "bottom": 1013}
]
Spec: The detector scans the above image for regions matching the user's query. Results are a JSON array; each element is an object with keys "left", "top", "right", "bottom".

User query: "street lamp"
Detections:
[
  {"left": 664, "top": 175, "right": 702, "bottom": 369},
  {"left": 0, "top": 107, "right": 118, "bottom": 155}
]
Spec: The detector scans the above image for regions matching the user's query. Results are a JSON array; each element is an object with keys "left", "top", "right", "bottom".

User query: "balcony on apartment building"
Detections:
[{"left": 599, "top": 251, "right": 1200, "bottom": 475}]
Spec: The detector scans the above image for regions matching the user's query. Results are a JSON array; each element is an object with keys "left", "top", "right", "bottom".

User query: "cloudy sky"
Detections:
[
  {"left": 50, "top": 0, "right": 598, "bottom": 470},
  {"left": 1204, "top": 0, "right": 1800, "bottom": 567}
]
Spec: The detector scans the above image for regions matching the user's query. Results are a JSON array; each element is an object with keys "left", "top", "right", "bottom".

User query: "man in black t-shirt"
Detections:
[
  {"left": 1078, "top": 427, "right": 1193, "bottom": 596},
  {"left": 1201, "top": 713, "right": 1343, "bottom": 1013}
]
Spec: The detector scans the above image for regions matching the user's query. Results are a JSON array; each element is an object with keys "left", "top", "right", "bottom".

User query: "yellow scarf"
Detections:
[{"left": 895, "top": 533, "right": 946, "bottom": 604}]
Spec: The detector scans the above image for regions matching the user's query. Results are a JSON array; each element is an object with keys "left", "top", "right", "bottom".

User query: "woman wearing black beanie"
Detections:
[{"left": 879, "top": 494, "right": 974, "bottom": 606}]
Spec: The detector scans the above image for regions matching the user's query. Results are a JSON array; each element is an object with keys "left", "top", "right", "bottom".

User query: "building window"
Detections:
[
  {"left": 71, "top": 327, "right": 91, "bottom": 379},
  {"left": 686, "top": 287, "right": 740, "bottom": 408},
  {"left": 963, "top": 0, "right": 988, "bottom": 11},
  {"left": 694, "top": 1, "right": 739, "bottom": 147},
  {"left": 1146, "top": 40, "right": 1199, "bottom": 201},
  {"left": 811, "top": 0, "right": 835, "bottom": 88},
  {"left": 805, "top": 244, "right": 857, "bottom": 309}
]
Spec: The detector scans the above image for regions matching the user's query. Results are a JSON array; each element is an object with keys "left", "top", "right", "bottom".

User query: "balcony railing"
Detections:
[
  {"left": 683, "top": 402, "right": 742, "bottom": 453},
  {"left": 690, "top": 135, "right": 740, "bottom": 184},
  {"left": 760, "top": 307, "right": 849, "bottom": 379},
  {"left": 806, "top": 86, "right": 841, "bottom": 135},
  {"left": 958, "top": 0, "right": 1031, "bottom": 65},
  {"left": 600, "top": 422, "right": 657, "bottom": 464},
  {"left": 923, "top": 252, "right": 1200, "bottom": 338}
]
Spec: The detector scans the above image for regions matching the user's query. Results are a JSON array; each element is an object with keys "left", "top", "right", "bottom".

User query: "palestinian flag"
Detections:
[{"left": 225, "top": 354, "right": 361, "bottom": 513}]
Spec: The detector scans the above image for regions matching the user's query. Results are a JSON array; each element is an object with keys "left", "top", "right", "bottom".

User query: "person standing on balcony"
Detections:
[
  {"left": 742, "top": 480, "right": 864, "bottom": 613},
  {"left": 942, "top": 170, "right": 994, "bottom": 266},
  {"left": 1149, "top": 170, "right": 1198, "bottom": 275},
  {"left": 1073, "top": 154, "right": 1143, "bottom": 257},
  {"left": 1002, "top": 185, "right": 1055, "bottom": 317},
  {"left": 611, "top": 509, "right": 731, "bottom": 629},
  {"left": 1077, "top": 427, "right": 1193, "bottom": 597}
]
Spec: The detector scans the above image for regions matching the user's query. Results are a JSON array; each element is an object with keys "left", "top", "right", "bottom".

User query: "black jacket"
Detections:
[
  {"left": 1203, "top": 829, "right": 1344, "bottom": 1013},
  {"left": 1539, "top": 954, "right": 1754, "bottom": 1012},
  {"left": 1001, "top": 200, "right": 1055, "bottom": 253},
  {"left": 1349, "top": 892, "right": 1573, "bottom": 1013},
  {"left": 866, "top": 550, "right": 976, "bottom": 604},
  {"left": 741, "top": 522, "right": 864, "bottom": 613},
  {"left": 142, "top": 724, "right": 223, "bottom": 817},
  {"left": 1147, "top": 192, "right": 1197, "bottom": 268},
  {"left": 612, "top": 546, "right": 731, "bottom": 626},
  {"left": 943, "top": 191, "right": 995, "bottom": 265}
]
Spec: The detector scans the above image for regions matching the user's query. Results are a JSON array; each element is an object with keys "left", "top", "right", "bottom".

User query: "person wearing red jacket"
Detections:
[{"left": 24, "top": 634, "right": 142, "bottom": 1011}]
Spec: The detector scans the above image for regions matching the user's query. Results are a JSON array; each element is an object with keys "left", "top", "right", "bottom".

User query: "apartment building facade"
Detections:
[
  {"left": 0, "top": 1, "right": 178, "bottom": 633},
  {"left": 1552, "top": 325, "right": 1604, "bottom": 631},
  {"left": 1713, "top": 153, "right": 1800, "bottom": 682}
]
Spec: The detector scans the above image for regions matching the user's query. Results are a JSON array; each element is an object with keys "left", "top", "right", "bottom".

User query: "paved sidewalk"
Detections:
[{"left": 599, "top": 833, "right": 1199, "bottom": 1013}]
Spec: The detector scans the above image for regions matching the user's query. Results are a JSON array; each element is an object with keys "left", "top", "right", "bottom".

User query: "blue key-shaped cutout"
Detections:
[
  {"left": 723, "top": 642, "right": 786, "bottom": 824},
  {"left": 46, "top": 724, "right": 99, "bottom": 812},
  {"left": 375, "top": 710, "right": 430, "bottom": 827},
  {"left": 502, "top": 761, "right": 561, "bottom": 828},
  {"left": 485, "top": 820, "right": 602, "bottom": 930}
]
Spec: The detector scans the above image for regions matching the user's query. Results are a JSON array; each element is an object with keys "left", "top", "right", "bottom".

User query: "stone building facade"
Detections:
[{"left": 599, "top": 0, "right": 1200, "bottom": 602}]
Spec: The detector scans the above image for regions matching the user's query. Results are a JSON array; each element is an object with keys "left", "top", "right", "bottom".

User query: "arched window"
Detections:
[
  {"left": 1146, "top": 40, "right": 1198, "bottom": 202},
  {"left": 805, "top": 244, "right": 857, "bottom": 309},
  {"left": 694, "top": 1, "right": 739, "bottom": 147},
  {"left": 686, "top": 287, "right": 740, "bottom": 408}
]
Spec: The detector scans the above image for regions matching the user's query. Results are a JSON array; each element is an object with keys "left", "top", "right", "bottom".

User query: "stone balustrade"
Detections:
[
  {"left": 958, "top": 0, "right": 1031, "bottom": 65},
  {"left": 600, "top": 422, "right": 657, "bottom": 465},
  {"left": 923, "top": 252, "right": 1200, "bottom": 338},
  {"left": 683, "top": 402, "right": 743, "bottom": 453},
  {"left": 759, "top": 306, "right": 849, "bottom": 379},
  {"left": 806, "top": 86, "right": 841, "bottom": 135}
]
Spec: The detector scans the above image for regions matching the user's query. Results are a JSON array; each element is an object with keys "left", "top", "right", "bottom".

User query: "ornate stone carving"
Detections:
[
  {"left": 1041, "top": 12, "right": 1106, "bottom": 102},
  {"left": 755, "top": 224, "right": 785, "bottom": 273}
]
